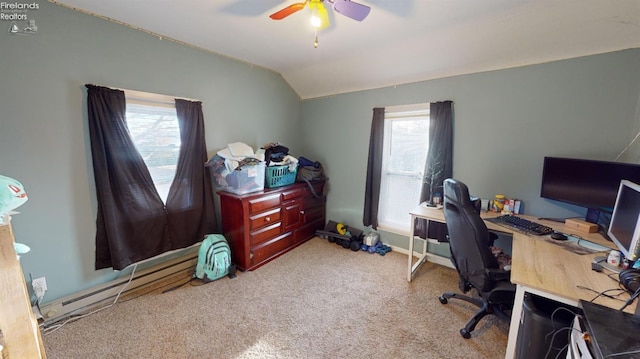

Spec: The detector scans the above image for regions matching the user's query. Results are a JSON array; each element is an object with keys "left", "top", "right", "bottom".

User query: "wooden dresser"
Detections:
[{"left": 218, "top": 181, "right": 326, "bottom": 271}]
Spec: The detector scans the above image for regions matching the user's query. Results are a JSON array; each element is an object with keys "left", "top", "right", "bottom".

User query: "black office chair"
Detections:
[{"left": 438, "top": 178, "right": 516, "bottom": 339}]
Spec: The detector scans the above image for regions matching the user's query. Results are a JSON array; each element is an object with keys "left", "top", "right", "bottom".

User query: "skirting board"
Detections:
[
  {"left": 40, "top": 241, "right": 452, "bottom": 324},
  {"left": 40, "top": 248, "right": 198, "bottom": 325}
]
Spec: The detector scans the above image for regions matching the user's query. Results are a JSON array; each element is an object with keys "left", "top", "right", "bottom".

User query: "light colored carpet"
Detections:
[{"left": 42, "top": 237, "right": 508, "bottom": 358}]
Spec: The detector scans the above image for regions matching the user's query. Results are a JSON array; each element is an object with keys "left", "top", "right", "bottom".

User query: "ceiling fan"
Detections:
[{"left": 269, "top": 0, "right": 371, "bottom": 29}]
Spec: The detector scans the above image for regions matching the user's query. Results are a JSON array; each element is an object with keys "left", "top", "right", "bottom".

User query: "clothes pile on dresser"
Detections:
[
  {"left": 206, "top": 142, "right": 298, "bottom": 194},
  {"left": 262, "top": 142, "right": 298, "bottom": 171}
]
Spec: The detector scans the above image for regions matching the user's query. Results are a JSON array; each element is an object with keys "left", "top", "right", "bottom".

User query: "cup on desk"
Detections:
[
  {"left": 607, "top": 250, "right": 622, "bottom": 267},
  {"left": 481, "top": 199, "right": 491, "bottom": 211}
]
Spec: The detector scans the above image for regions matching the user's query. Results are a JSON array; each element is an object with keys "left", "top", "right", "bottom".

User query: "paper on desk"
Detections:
[{"left": 543, "top": 235, "right": 610, "bottom": 255}]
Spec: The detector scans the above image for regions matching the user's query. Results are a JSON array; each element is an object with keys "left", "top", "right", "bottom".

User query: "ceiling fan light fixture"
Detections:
[
  {"left": 269, "top": 0, "right": 371, "bottom": 48},
  {"left": 310, "top": 14, "right": 322, "bottom": 28}
]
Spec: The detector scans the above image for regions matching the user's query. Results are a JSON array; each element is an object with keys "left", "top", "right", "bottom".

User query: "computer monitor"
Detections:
[
  {"left": 540, "top": 157, "right": 640, "bottom": 213},
  {"left": 607, "top": 180, "right": 640, "bottom": 261}
]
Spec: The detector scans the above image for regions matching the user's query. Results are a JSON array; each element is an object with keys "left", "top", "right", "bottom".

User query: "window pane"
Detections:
[
  {"left": 389, "top": 119, "right": 429, "bottom": 173},
  {"left": 126, "top": 103, "right": 180, "bottom": 204},
  {"left": 378, "top": 115, "right": 429, "bottom": 233}
]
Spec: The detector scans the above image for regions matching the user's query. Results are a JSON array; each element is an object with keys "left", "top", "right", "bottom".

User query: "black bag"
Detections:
[
  {"left": 296, "top": 160, "right": 326, "bottom": 198},
  {"left": 296, "top": 163, "right": 325, "bottom": 182}
]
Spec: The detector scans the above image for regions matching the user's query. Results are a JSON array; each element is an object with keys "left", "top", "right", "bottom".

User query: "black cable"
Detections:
[
  {"left": 543, "top": 323, "right": 581, "bottom": 359},
  {"left": 576, "top": 285, "right": 627, "bottom": 302},
  {"left": 619, "top": 286, "right": 640, "bottom": 311},
  {"left": 604, "top": 349, "right": 640, "bottom": 358},
  {"left": 608, "top": 271, "right": 622, "bottom": 283},
  {"left": 540, "top": 307, "right": 580, "bottom": 359},
  {"left": 554, "top": 344, "right": 570, "bottom": 359}
]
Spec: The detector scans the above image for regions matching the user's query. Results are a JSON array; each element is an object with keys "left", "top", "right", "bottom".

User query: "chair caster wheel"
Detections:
[
  {"left": 460, "top": 329, "right": 471, "bottom": 339},
  {"left": 438, "top": 296, "right": 448, "bottom": 304}
]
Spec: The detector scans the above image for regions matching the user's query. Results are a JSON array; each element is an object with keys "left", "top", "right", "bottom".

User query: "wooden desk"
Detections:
[
  {"left": 407, "top": 204, "right": 502, "bottom": 281},
  {"left": 0, "top": 222, "right": 47, "bottom": 358},
  {"left": 407, "top": 204, "right": 630, "bottom": 359}
]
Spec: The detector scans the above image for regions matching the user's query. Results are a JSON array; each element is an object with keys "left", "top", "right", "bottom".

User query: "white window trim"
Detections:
[
  {"left": 122, "top": 88, "right": 200, "bottom": 108},
  {"left": 377, "top": 103, "right": 430, "bottom": 236}
]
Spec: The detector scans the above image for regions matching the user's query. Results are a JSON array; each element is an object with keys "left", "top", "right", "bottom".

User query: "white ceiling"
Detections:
[{"left": 51, "top": 0, "right": 640, "bottom": 100}]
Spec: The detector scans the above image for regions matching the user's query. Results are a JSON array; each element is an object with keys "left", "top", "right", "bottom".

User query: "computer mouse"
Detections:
[{"left": 550, "top": 232, "right": 568, "bottom": 241}]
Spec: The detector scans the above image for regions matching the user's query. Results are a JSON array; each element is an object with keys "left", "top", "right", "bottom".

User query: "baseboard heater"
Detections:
[{"left": 40, "top": 247, "right": 199, "bottom": 324}]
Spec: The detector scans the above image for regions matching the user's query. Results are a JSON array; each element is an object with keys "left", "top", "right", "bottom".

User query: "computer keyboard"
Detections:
[{"left": 487, "top": 215, "right": 554, "bottom": 236}]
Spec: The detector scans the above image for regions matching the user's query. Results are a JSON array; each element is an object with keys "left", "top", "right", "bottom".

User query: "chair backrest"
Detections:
[{"left": 443, "top": 178, "right": 499, "bottom": 292}]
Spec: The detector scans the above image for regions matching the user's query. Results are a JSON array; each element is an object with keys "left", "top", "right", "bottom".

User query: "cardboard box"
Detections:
[{"left": 564, "top": 218, "right": 598, "bottom": 233}]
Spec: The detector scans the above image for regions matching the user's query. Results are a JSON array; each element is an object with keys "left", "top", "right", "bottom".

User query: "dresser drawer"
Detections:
[
  {"left": 249, "top": 208, "right": 281, "bottom": 231},
  {"left": 248, "top": 193, "right": 281, "bottom": 214},
  {"left": 218, "top": 181, "right": 326, "bottom": 271},
  {"left": 281, "top": 187, "right": 303, "bottom": 201},
  {"left": 251, "top": 232, "right": 294, "bottom": 266},
  {"left": 250, "top": 222, "right": 281, "bottom": 246}
]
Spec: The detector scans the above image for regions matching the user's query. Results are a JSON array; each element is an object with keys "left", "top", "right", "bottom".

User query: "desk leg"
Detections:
[
  {"left": 408, "top": 215, "right": 431, "bottom": 282},
  {"left": 505, "top": 284, "right": 525, "bottom": 359},
  {"left": 408, "top": 214, "right": 416, "bottom": 282}
]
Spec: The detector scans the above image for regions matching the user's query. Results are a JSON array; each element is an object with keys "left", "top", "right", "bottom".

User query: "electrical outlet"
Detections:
[{"left": 32, "top": 277, "right": 47, "bottom": 298}]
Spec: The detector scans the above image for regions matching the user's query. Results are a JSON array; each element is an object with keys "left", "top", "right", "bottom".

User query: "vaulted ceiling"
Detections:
[{"left": 51, "top": 0, "right": 640, "bottom": 99}]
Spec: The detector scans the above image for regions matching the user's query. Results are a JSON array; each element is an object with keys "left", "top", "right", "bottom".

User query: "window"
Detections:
[
  {"left": 377, "top": 105, "right": 430, "bottom": 234},
  {"left": 88, "top": 85, "right": 215, "bottom": 270},
  {"left": 125, "top": 91, "right": 180, "bottom": 204}
]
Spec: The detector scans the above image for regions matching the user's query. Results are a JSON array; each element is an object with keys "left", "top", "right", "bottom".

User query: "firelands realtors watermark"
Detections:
[{"left": 1, "top": 2, "right": 39, "bottom": 34}]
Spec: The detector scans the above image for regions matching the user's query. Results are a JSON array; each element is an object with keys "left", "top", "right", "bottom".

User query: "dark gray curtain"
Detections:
[
  {"left": 363, "top": 107, "right": 385, "bottom": 228},
  {"left": 166, "top": 99, "right": 217, "bottom": 249},
  {"left": 87, "top": 85, "right": 217, "bottom": 270},
  {"left": 415, "top": 100, "right": 454, "bottom": 240}
]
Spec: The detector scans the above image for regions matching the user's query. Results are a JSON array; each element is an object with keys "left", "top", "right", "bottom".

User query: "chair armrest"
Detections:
[
  {"left": 485, "top": 268, "right": 510, "bottom": 282},
  {"left": 488, "top": 230, "right": 499, "bottom": 245}
]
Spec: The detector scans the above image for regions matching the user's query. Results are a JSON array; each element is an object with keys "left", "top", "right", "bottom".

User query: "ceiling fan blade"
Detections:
[
  {"left": 269, "top": 1, "right": 308, "bottom": 20},
  {"left": 332, "top": 0, "right": 371, "bottom": 21}
]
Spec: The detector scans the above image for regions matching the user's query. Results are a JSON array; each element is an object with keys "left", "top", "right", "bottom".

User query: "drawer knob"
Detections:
[
  {"left": 265, "top": 216, "right": 271, "bottom": 222},
  {"left": 300, "top": 210, "right": 305, "bottom": 215}
]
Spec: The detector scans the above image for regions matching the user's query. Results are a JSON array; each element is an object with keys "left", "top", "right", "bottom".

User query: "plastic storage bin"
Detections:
[
  {"left": 212, "top": 161, "right": 265, "bottom": 195},
  {"left": 265, "top": 164, "right": 297, "bottom": 188}
]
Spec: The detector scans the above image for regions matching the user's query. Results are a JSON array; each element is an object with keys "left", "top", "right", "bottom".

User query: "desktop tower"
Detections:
[{"left": 516, "top": 293, "right": 576, "bottom": 359}]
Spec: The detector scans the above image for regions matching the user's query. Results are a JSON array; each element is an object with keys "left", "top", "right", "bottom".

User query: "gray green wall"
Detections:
[
  {"left": 2, "top": 2, "right": 640, "bottom": 303},
  {"left": 301, "top": 49, "right": 640, "bottom": 248},
  {"left": 0, "top": 2, "right": 301, "bottom": 301}
]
